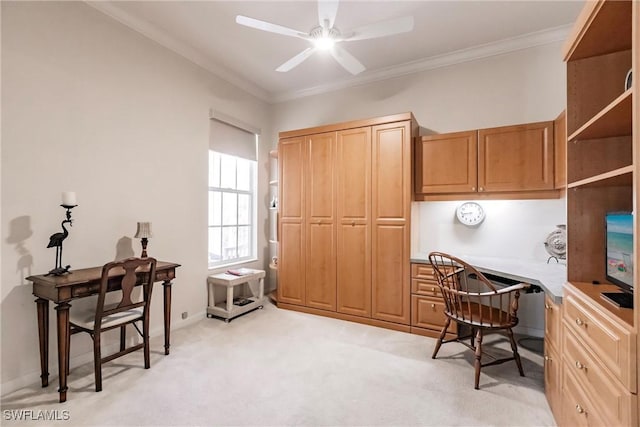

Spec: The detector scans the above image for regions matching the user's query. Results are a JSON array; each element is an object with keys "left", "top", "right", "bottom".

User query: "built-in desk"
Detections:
[{"left": 410, "top": 254, "right": 566, "bottom": 303}]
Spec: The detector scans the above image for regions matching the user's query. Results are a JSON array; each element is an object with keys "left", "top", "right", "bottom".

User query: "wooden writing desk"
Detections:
[{"left": 27, "top": 261, "right": 180, "bottom": 402}]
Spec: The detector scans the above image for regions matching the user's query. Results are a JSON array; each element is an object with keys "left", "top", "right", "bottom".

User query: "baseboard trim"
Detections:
[{"left": 278, "top": 303, "right": 411, "bottom": 333}]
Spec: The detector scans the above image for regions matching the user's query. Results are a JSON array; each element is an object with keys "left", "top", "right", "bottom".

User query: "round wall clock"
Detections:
[{"left": 456, "top": 202, "right": 486, "bottom": 226}]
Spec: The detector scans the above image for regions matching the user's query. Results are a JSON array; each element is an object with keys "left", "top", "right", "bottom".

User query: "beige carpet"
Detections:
[{"left": 1, "top": 301, "right": 554, "bottom": 426}]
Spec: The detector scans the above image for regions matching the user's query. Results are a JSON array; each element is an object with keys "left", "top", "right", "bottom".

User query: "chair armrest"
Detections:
[{"left": 449, "top": 283, "right": 530, "bottom": 297}]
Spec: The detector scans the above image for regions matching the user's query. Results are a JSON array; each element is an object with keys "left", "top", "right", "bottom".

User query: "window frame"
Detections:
[{"left": 208, "top": 150, "right": 257, "bottom": 269}]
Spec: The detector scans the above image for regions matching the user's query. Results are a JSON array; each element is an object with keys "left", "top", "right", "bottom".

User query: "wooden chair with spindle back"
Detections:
[
  {"left": 428, "top": 252, "right": 529, "bottom": 389},
  {"left": 69, "top": 257, "right": 157, "bottom": 392}
]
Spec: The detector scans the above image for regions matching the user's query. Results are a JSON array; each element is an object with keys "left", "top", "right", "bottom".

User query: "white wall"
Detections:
[
  {"left": 271, "top": 41, "right": 569, "bottom": 337},
  {"left": 1, "top": 2, "right": 271, "bottom": 392}
]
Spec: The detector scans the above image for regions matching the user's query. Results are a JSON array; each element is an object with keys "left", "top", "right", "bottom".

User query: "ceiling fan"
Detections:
[{"left": 236, "top": 0, "right": 414, "bottom": 75}]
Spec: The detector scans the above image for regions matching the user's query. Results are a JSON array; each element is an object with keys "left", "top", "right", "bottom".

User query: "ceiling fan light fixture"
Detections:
[{"left": 313, "top": 36, "right": 335, "bottom": 50}]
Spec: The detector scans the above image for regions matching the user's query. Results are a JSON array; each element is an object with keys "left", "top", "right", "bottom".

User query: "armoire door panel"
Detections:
[
  {"left": 372, "top": 224, "right": 409, "bottom": 324},
  {"left": 306, "top": 223, "right": 336, "bottom": 310},
  {"left": 278, "top": 222, "right": 305, "bottom": 305},
  {"left": 278, "top": 136, "right": 305, "bottom": 306},
  {"left": 279, "top": 137, "right": 305, "bottom": 219},
  {"left": 337, "top": 223, "right": 371, "bottom": 317},
  {"left": 371, "top": 121, "right": 411, "bottom": 325},
  {"left": 305, "top": 132, "right": 337, "bottom": 311},
  {"left": 307, "top": 133, "right": 336, "bottom": 219},
  {"left": 337, "top": 127, "right": 372, "bottom": 317},
  {"left": 373, "top": 124, "right": 409, "bottom": 219}
]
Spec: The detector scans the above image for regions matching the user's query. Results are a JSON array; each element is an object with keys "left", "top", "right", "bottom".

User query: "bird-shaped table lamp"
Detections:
[{"left": 46, "top": 192, "right": 77, "bottom": 276}]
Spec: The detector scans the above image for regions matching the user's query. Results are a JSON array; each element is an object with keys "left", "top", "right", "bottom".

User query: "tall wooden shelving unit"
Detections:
[{"left": 562, "top": 0, "right": 638, "bottom": 425}]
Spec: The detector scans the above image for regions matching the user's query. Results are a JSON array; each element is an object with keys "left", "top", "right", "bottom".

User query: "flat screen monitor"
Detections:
[{"left": 605, "top": 212, "right": 634, "bottom": 293}]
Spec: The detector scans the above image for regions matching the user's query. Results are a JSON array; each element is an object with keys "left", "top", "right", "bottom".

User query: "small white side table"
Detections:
[{"left": 206, "top": 269, "right": 265, "bottom": 322}]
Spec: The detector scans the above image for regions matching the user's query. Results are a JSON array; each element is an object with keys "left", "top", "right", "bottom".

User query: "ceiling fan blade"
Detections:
[
  {"left": 342, "top": 16, "right": 414, "bottom": 41},
  {"left": 276, "top": 48, "right": 316, "bottom": 72},
  {"left": 236, "top": 15, "right": 308, "bottom": 39},
  {"left": 318, "top": 0, "right": 339, "bottom": 29},
  {"left": 330, "top": 45, "right": 365, "bottom": 75}
]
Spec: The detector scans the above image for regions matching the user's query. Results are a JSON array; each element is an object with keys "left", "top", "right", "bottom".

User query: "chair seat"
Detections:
[
  {"left": 70, "top": 304, "right": 143, "bottom": 330},
  {"left": 447, "top": 302, "right": 517, "bottom": 329}
]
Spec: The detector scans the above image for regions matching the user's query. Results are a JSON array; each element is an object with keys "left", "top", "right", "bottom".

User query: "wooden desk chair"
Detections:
[
  {"left": 428, "top": 252, "right": 529, "bottom": 389},
  {"left": 69, "top": 257, "right": 157, "bottom": 392}
]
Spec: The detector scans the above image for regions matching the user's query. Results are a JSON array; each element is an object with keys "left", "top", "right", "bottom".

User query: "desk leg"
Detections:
[
  {"left": 35, "top": 298, "right": 49, "bottom": 387},
  {"left": 54, "top": 302, "right": 70, "bottom": 403},
  {"left": 163, "top": 280, "right": 172, "bottom": 355}
]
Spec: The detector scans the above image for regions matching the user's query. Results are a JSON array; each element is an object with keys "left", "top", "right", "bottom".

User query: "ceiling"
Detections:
[{"left": 88, "top": 1, "right": 584, "bottom": 103}]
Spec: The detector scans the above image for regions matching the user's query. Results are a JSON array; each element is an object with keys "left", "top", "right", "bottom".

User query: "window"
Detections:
[{"left": 208, "top": 151, "right": 256, "bottom": 268}]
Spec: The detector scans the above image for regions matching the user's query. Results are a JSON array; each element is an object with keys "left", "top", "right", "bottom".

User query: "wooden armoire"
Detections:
[{"left": 277, "top": 113, "right": 418, "bottom": 331}]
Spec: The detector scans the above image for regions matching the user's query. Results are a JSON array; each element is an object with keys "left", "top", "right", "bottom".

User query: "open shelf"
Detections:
[
  {"left": 563, "top": 0, "right": 632, "bottom": 61},
  {"left": 567, "top": 165, "right": 633, "bottom": 189},
  {"left": 568, "top": 89, "right": 632, "bottom": 141}
]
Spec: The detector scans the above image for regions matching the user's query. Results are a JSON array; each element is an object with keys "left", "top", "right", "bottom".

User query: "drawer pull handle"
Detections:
[
  {"left": 432, "top": 288, "right": 438, "bottom": 295},
  {"left": 430, "top": 304, "right": 436, "bottom": 309},
  {"left": 575, "top": 318, "right": 584, "bottom": 326},
  {"left": 575, "top": 361, "right": 585, "bottom": 370},
  {"left": 544, "top": 303, "right": 551, "bottom": 310},
  {"left": 575, "top": 404, "right": 584, "bottom": 414},
  {"left": 543, "top": 355, "right": 551, "bottom": 362}
]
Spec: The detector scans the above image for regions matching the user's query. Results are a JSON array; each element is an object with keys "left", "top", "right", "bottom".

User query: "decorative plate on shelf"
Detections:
[{"left": 544, "top": 225, "right": 566, "bottom": 260}]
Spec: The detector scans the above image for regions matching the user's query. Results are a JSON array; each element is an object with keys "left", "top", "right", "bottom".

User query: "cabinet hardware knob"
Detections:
[
  {"left": 432, "top": 288, "right": 438, "bottom": 295},
  {"left": 575, "top": 404, "right": 584, "bottom": 414},
  {"left": 544, "top": 303, "right": 551, "bottom": 310},
  {"left": 471, "top": 187, "right": 476, "bottom": 191},
  {"left": 351, "top": 221, "right": 355, "bottom": 226},
  {"left": 544, "top": 355, "right": 550, "bottom": 362},
  {"left": 479, "top": 187, "right": 484, "bottom": 191},
  {"left": 575, "top": 361, "right": 585, "bottom": 370},
  {"left": 575, "top": 318, "right": 584, "bottom": 326},
  {"left": 430, "top": 304, "right": 436, "bottom": 309}
]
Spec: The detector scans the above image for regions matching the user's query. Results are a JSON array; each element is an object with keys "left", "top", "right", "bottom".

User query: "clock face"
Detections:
[{"left": 456, "top": 202, "right": 485, "bottom": 226}]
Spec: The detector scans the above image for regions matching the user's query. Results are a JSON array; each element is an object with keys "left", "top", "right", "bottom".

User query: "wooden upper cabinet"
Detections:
[
  {"left": 415, "top": 131, "right": 478, "bottom": 194},
  {"left": 478, "top": 121, "right": 554, "bottom": 192}
]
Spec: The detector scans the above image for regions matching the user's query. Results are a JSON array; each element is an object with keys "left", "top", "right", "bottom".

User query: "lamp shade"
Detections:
[{"left": 134, "top": 222, "right": 152, "bottom": 239}]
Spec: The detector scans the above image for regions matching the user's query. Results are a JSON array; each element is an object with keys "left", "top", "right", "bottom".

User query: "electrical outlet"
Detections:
[{"left": 181, "top": 311, "right": 188, "bottom": 320}]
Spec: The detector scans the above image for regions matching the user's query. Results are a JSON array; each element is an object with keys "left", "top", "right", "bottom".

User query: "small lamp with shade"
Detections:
[{"left": 134, "top": 222, "right": 152, "bottom": 258}]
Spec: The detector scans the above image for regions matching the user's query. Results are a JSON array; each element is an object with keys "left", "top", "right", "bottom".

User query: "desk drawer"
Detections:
[
  {"left": 411, "top": 263, "right": 436, "bottom": 280},
  {"left": 563, "top": 285, "right": 636, "bottom": 392},
  {"left": 563, "top": 329, "right": 636, "bottom": 426},
  {"left": 543, "top": 339, "right": 561, "bottom": 421},
  {"left": 411, "top": 295, "right": 456, "bottom": 333},
  {"left": 411, "top": 279, "right": 440, "bottom": 296},
  {"left": 562, "top": 366, "right": 608, "bottom": 427}
]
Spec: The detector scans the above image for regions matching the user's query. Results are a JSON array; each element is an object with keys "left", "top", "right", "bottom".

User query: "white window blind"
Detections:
[{"left": 209, "top": 118, "right": 257, "bottom": 161}]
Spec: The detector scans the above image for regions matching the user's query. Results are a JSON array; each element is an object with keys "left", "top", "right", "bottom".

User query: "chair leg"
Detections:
[
  {"left": 474, "top": 329, "right": 483, "bottom": 390},
  {"left": 93, "top": 333, "right": 102, "bottom": 392},
  {"left": 432, "top": 317, "right": 450, "bottom": 359},
  {"left": 120, "top": 325, "right": 126, "bottom": 352},
  {"left": 143, "top": 319, "right": 150, "bottom": 369},
  {"left": 507, "top": 328, "right": 525, "bottom": 377}
]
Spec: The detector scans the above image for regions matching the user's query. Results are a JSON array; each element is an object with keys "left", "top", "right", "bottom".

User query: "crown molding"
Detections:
[
  {"left": 85, "top": 1, "right": 270, "bottom": 103},
  {"left": 272, "top": 24, "right": 572, "bottom": 103},
  {"left": 86, "top": 1, "right": 570, "bottom": 105}
]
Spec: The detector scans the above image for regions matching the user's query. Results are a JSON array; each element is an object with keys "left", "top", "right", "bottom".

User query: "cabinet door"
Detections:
[
  {"left": 336, "top": 127, "right": 371, "bottom": 317},
  {"left": 371, "top": 121, "right": 411, "bottom": 324},
  {"left": 278, "top": 136, "right": 305, "bottom": 306},
  {"left": 554, "top": 111, "right": 567, "bottom": 189},
  {"left": 305, "top": 132, "right": 337, "bottom": 311},
  {"left": 478, "top": 121, "right": 554, "bottom": 192},
  {"left": 415, "top": 131, "right": 478, "bottom": 194}
]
